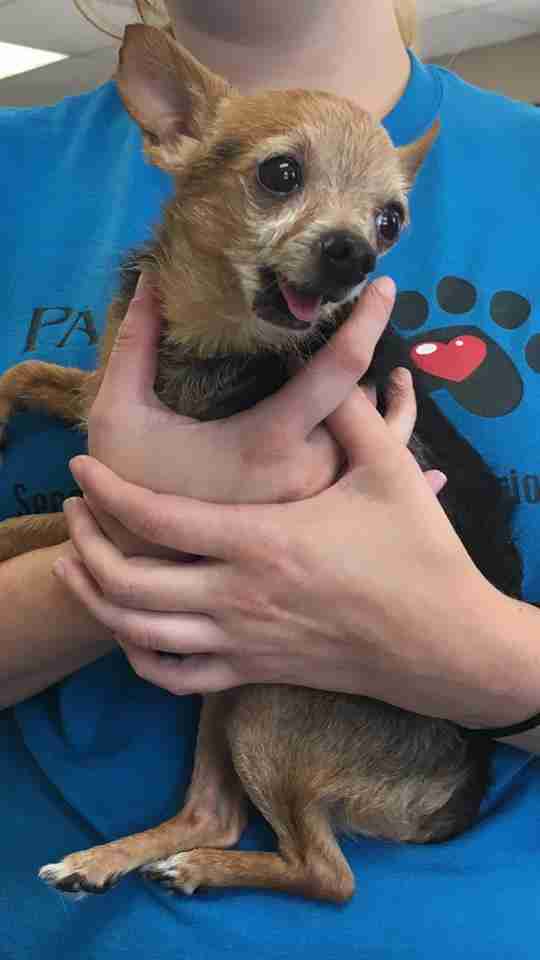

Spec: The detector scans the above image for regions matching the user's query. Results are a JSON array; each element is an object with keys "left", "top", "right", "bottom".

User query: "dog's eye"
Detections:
[
  {"left": 375, "top": 203, "right": 405, "bottom": 248},
  {"left": 257, "top": 156, "right": 303, "bottom": 196}
]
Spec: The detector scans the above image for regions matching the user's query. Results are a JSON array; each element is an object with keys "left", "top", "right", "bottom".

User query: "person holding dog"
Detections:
[{"left": 1, "top": 1, "right": 540, "bottom": 957}]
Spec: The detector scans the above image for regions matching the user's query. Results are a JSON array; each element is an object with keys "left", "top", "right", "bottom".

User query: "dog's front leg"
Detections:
[
  {"left": 0, "top": 362, "right": 103, "bottom": 560},
  {"left": 0, "top": 360, "right": 93, "bottom": 452},
  {"left": 39, "top": 692, "right": 248, "bottom": 895}
]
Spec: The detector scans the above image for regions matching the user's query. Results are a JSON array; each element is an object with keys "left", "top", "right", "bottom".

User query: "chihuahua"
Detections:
[{"left": 0, "top": 25, "right": 521, "bottom": 902}]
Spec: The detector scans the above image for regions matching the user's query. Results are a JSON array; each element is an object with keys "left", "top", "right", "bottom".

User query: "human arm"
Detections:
[
  {"left": 53, "top": 277, "right": 540, "bottom": 753},
  {"left": 50, "top": 274, "right": 540, "bottom": 753},
  {"left": 56, "top": 392, "right": 540, "bottom": 756},
  {"left": 57, "top": 407, "right": 540, "bottom": 754},
  {"left": 0, "top": 542, "right": 114, "bottom": 708},
  {"left": 0, "top": 278, "right": 398, "bottom": 704}
]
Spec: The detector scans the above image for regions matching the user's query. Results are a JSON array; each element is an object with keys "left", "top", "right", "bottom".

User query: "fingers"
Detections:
[
  {"left": 62, "top": 496, "right": 227, "bottom": 613},
  {"left": 95, "top": 274, "right": 164, "bottom": 410},
  {"left": 383, "top": 368, "right": 417, "bottom": 444},
  {"left": 69, "top": 455, "right": 267, "bottom": 560},
  {"left": 53, "top": 550, "right": 227, "bottom": 656},
  {"left": 254, "top": 277, "right": 396, "bottom": 442},
  {"left": 425, "top": 470, "right": 447, "bottom": 496},
  {"left": 83, "top": 499, "right": 162, "bottom": 559},
  {"left": 327, "top": 368, "right": 448, "bottom": 496},
  {"left": 356, "top": 367, "right": 416, "bottom": 443},
  {"left": 324, "top": 385, "right": 393, "bottom": 470},
  {"left": 118, "top": 643, "right": 241, "bottom": 696}
]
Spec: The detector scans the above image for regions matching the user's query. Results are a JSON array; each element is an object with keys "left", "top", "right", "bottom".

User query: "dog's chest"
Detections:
[{"left": 154, "top": 340, "right": 290, "bottom": 420}]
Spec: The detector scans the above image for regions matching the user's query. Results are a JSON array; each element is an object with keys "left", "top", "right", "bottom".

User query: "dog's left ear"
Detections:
[
  {"left": 117, "top": 24, "right": 234, "bottom": 168},
  {"left": 397, "top": 119, "right": 440, "bottom": 183}
]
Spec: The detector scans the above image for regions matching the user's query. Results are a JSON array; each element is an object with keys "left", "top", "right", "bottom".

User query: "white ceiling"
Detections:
[{"left": 0, "top": 0, "right": 539, "bottom": 105}]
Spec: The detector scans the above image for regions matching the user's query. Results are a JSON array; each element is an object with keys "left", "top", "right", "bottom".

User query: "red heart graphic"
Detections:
[{"left": 410, "top": 335, "right": 487, "bottom": 383}]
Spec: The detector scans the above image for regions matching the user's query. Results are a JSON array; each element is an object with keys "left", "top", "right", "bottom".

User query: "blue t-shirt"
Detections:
[{"left": 1, "top": 55, "right": 540, "bottom": 959}]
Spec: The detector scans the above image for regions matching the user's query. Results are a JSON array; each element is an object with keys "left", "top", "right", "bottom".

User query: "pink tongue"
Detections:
[{"left": 278, "top": 278, "right": 322, "bottom": 325}]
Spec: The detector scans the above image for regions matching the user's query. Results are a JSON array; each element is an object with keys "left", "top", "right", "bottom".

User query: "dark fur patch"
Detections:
[{"left": 208, "top": 136, "right": 244, "bottom": 167}]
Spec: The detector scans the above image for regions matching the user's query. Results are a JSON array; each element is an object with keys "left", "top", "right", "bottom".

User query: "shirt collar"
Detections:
[{"left": 383, "top": 50, "right": 443, "bottom": 147}]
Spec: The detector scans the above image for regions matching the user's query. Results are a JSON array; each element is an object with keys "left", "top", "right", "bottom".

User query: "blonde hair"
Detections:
[
  {"left": 136, "top": 0, "right": 169, "bottom": 27},
  {"left": 75, "top": 1, "right": 418, "bottom": 50},
  {"left": 394, "top": 0, "right": 418, "bottom": 51},
  {"left": 72, "top": 0, "right": 169, "bottom": 38}
]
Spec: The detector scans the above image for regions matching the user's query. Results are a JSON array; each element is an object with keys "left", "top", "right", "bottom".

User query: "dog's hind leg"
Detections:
[
  {"left": 144, "top": 805, "right": 355, "bottom": 903},
  {"left": 144, "top": 686, "right": 356, "bottom": 903},
  {"left": 39, "top": 693, "right": 249, "bottom": 895}
]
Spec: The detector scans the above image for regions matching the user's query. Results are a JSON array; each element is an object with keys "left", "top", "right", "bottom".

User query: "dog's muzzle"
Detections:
[
  {"left": 255, "top": 232, "right": 377, "bottom": 332},
  {"left": 319, "top": 231, "right": 376, "bottom": 295}
]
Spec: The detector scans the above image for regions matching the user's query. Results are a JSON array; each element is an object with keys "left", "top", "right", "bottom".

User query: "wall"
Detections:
[{"left": 430, "top": 32, "right": 540, "bottom": 104}]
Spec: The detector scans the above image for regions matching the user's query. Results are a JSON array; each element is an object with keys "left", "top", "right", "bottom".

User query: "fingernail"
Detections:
[
  {"left": 432, "top": 470, "right": 448, "bottom": 494},
  {"left": 371, "top": 276, "right": 396, "bottom": 299},
  {"left": 69, "top": 456, "right": 84, "bottom": 480},
  {"left": 390, "top": 366, "right": 412, "bottom": 387},
  {"left": 132, "top": 273, "right": 150, "bottom": 303}
]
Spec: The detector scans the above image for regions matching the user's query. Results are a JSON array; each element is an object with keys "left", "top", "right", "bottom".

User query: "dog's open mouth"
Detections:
[
  {"left": 274, "top": 277, "right": 322, "bottom": 329},
  {"left": 254, "top": 269, "right": 361, "bottom": 332}
]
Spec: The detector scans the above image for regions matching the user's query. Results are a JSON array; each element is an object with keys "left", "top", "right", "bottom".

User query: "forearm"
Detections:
[
  {"left": 460, "top": 591, "right": 540, "bottom": 753},
  {"left": 0, "top": 543, "right": 114, "bottom": 708},
  {"left": 394, "top": 575, "right": 540, "bottom": 751}
]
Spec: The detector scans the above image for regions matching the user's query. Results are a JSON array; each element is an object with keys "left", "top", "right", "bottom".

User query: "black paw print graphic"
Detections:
[{"left": 391, "top": 276, "right": 537, "bottom": 417}]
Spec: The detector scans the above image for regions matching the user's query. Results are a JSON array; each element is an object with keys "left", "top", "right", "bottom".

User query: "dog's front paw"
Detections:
[
  {"left": 141, "top": 851, "right": 206, "bottom": 896},
  {"left": 39, "top": 847, "right": 130, "bottom": 896}
]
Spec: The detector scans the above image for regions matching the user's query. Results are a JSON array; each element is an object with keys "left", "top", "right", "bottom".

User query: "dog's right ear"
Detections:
[
  {"left": 397, "top": 118, "right": 441, "bottom": 185},
  {"left": 117, "top": 24, "right": 233, "bottom": 169}
]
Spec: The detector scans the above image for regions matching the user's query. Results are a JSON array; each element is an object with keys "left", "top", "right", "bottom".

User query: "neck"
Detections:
[{"left": 167, "top": 0, "right": 410, "bottom": 119}]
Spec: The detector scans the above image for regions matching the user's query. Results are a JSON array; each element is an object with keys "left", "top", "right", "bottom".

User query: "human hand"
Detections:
[
  {"left": 83, "top": 275, "right": 444, "bottom": 557},
  {"left": 88, "top": 274, "right": 396, "bottom": 507},
  {"left": 52, "top": 360, "right": 506, "bottom": 728}
]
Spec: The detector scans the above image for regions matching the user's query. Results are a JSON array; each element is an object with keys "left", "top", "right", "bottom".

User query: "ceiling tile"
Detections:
[
  {"left": 0, "top": 46, "right": 116, "bottom": 105},
  {"left": 0, "top": 0, "right": 119, "bottom": 54}
]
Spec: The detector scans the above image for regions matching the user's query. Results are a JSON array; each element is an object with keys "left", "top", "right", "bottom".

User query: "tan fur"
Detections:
[
  {"left": 0, "top": 361, "right": 89, "bottom": 430},
  {"left": 0, "top": 27, "right": 472, "bottom": 904},
  {"left": 0, "top": 512, "right": 69, "bottom": 559}
]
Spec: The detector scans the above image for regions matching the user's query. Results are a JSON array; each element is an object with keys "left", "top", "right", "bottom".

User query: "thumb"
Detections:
[
  {"left": 98, "top": 273, "right": 164, "bottom": 410},
  {"left": 254, "top": 276, "right": 396, "bottom": 442},
  {"left": 328, "top": 388, "right": 448, "bottom": 496}
]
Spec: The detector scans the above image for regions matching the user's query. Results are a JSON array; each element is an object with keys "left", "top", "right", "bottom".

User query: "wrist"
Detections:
[
  {"left": 368, "top": 558, "right": 540, "bottom": 730},
  {"left": 453, "top": 586, "right": 540, "bottom": 732}
]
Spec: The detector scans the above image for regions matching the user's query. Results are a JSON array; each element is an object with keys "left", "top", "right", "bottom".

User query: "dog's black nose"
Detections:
[{"left": 319, "top": 232, "right": 376, "bottom": 290}]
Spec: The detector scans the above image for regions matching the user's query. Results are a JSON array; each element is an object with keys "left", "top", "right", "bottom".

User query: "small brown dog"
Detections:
[{"left": 0, "top": 25, "right": 521, "bottom": 903}]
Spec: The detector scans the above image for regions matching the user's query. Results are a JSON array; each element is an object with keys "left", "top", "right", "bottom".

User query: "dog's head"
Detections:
[{"left": 117, "top": 25, "right": 438, "bottom": 356}]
